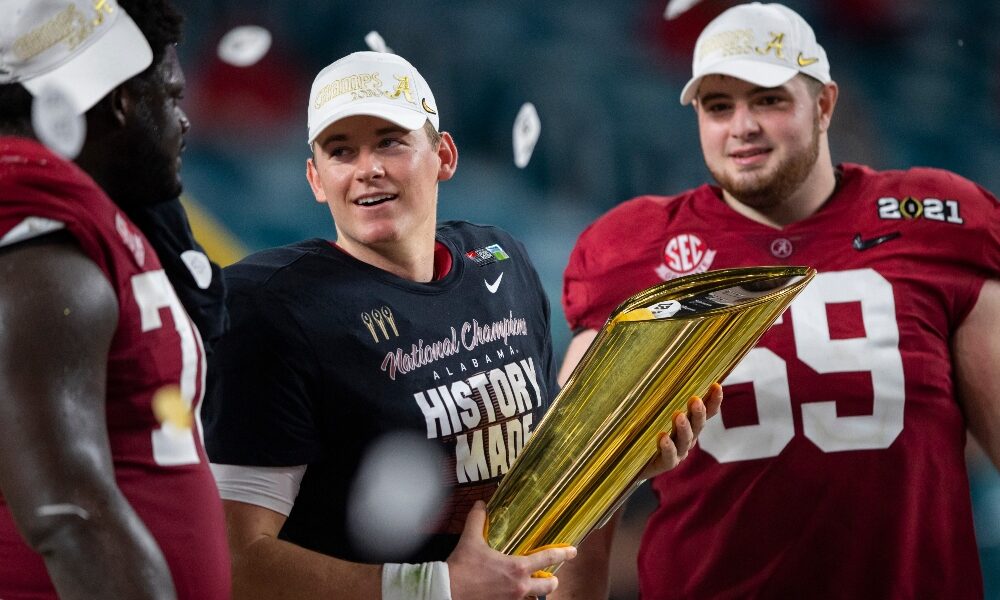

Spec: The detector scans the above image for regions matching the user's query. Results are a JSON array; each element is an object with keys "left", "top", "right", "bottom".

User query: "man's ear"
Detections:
[
  {"left": 109, "top": 85, "right": 131, "bottom": 127},
  {"left": 306, "top": 156, "right": 328, "bottom": 204},
  {"left": 437, "top": 132, "right": 458, "bottom": 182},
  {"left": 817, "top": 81, "right": 839, "bottom": 134}
]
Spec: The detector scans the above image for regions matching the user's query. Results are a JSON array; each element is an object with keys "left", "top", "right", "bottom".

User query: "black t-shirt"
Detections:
[
  {"left": 203, "top": 221, "right": 558, "bottom": 563},
  {"left": 124, "top": 198, "right": 228, "bottom": 354}
]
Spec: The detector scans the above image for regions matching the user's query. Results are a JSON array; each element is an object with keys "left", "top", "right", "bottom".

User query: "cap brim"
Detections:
[
  {"left": 308, "top": 104, "right": 429, "bottom": 146},
  {"left": 22, "top": 10, "right": 153, "bottom": 115},
  {"left": 679, "top": 59, "right": 798, "bottom": 105}
]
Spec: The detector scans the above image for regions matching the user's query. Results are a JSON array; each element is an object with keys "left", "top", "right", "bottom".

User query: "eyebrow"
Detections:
[
  {"left": 698, "top": 85, "right": 785, "bottom": 104},
  {"left": 319, "top": 125, "right": 409, "bottom": 145},
  {"left": 698, "top": 92, "right": 731, "bottom": 104}
]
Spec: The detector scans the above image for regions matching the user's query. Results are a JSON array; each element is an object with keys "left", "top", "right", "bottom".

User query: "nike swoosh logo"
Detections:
[
  {"left": 485, "top": 272, "right": 504, "bottom": 294},
  {"left": 797, "top": 53, "right": 819, "bottom": 67},
  {"left": 853, "top": 232, "right": 901, "bottom": 251}
]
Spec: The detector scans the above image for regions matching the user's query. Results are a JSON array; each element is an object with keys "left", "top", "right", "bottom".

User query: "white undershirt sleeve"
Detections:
[{"left": 210, "top": 463, "right": 308, "bottom": 516}]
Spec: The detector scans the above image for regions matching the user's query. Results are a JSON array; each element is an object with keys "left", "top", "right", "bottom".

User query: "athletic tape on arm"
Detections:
[{"left": 382, "top": 562, "right": 451, "bottom": 600}]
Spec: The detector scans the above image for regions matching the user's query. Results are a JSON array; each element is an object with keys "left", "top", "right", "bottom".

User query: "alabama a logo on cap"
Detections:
[{"left": 655, "top": 233, "right": 716, "bottom": 281}]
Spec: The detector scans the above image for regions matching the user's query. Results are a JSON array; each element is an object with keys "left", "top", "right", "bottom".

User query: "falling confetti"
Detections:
[
  {"left": 180, "top": 250, "right": 213, "bottom": 289},
  {"left": 664, "top": 0, "right": 705, "bottom": 20},
  {"left": 364, "top": 30, "right": 393, "bottom": 54},
  {"left": 31, "top": 86, "right": 85, "bottom": 160},
  {"left": 217, "top": 25, "right": 272, "bottom": 67},
  {"left": 512, "top": 102, "right": 541, "bottom": 169},
  {"left": 152, "top": 385, "right": 193, "bottom": 430},
  {"left": 346, "top": 431, "right": 445, "bottom": 559}
]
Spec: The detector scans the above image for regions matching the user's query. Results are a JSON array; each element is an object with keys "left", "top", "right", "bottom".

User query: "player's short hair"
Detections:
[
  {"left": 424, "top": 121, "right": 441, "bottom": 148},
  {"left": 801, "top": 74, "right": 825, "bottom": 98},
  {"left": 118, "top": 0, "right": 183, "bottom": 92}
]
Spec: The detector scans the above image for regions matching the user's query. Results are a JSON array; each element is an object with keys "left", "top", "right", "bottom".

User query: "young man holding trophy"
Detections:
[
  {"left": 556, "top": 3, "right": 1000, "bottom": 599},
  {"left": 202, "top": 50, "right": 721, "bottom": 599}
]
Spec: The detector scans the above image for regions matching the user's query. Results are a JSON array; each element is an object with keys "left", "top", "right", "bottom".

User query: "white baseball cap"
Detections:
[
  {"left": 307, "top": 51, "right": 440, "bottom": 146},
  {"left": 0, "top": 0, "right": 153, "bottom": 115},
  {"left": 680, "top": 2, "right": 830, "bottom": 105}
]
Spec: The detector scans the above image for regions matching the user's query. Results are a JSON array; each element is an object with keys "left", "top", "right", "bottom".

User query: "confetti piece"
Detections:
[
  {"left": 513, "top": 102, "right": 541, "bottom": 169},
  {"left": 152, "top": 385, "right": 192, "bottom": 430},
  {"left": 31, "top": 86, "right": 85, "bottom": 160},
  {"left": 180, "top": 250, "right": 213, "bottom": 289},
  {"left": 217, "top": 25, "right": 272, "bottom": 67},
  {"left": 664, "top": 0, "right": 704, "bottom": 20},
  {"left": 364, "top": 30, "right": 393, "bottom": 54}
]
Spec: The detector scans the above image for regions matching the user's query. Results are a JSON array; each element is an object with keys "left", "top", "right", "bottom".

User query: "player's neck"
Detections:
[
  {"left": 339, "top": 236, "right": 437, "bottom": 283},
  {"left": 723, "top": 152, "right": 838, "bottom": 230}
]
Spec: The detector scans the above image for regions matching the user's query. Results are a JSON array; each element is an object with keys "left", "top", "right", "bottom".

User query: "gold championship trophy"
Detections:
[{"left": 484, "top": 266, "right": 816, "bottom": 567}]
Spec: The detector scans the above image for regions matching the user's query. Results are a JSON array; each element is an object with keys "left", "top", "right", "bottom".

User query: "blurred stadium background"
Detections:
[{"left": 169, "top": 0, "right": 1000, "bottom": 596}]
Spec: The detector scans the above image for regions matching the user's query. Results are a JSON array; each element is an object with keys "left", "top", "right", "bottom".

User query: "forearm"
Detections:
[
  {"left": 28, "top": 496, "right": 175, "bottom": 600},
  {"left": 548, "top": 512, "right": 619, "bottom": 600},
  {"left": 967, "top": 393, "right": 1000, "bottom": 470},
  {"left": 233, "top": 534, "right": 381, "bottom": 599},
  {"left": 0, "top": 408, "right": 176, "bottom": 598},
  {"left": 955, "top": 280, "right": 1000, "bottom": 469},
  {"left": 2, "top": 448, "right": 177, "bottom": 598}
]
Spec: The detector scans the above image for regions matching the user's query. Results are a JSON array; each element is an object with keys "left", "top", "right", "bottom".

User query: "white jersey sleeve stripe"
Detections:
[{"left": 0, "top": 216, "right": 65, "bottom": 247}]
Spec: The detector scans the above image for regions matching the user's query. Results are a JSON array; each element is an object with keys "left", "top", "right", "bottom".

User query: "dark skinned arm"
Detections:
[{"left": 0, "top": 235, "right": 176, "bottom": 599}]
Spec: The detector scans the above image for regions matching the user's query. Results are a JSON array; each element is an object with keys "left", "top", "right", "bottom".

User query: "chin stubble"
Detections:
[{"left": 709, "top": 116, "right": 821, "bottom": 210}]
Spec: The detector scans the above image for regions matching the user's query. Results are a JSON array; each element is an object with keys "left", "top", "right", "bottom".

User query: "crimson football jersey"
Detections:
[
  {"left": 0, "top": 138, "right": 230, "bottom": 599},
  {"left": 563, "top": 163, "right": 1000, "bottom": 599}
]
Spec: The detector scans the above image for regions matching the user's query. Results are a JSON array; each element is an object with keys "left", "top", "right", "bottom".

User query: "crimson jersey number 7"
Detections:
[{"left": 131, "top": 269, "right": 204, "bottom": 466}]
